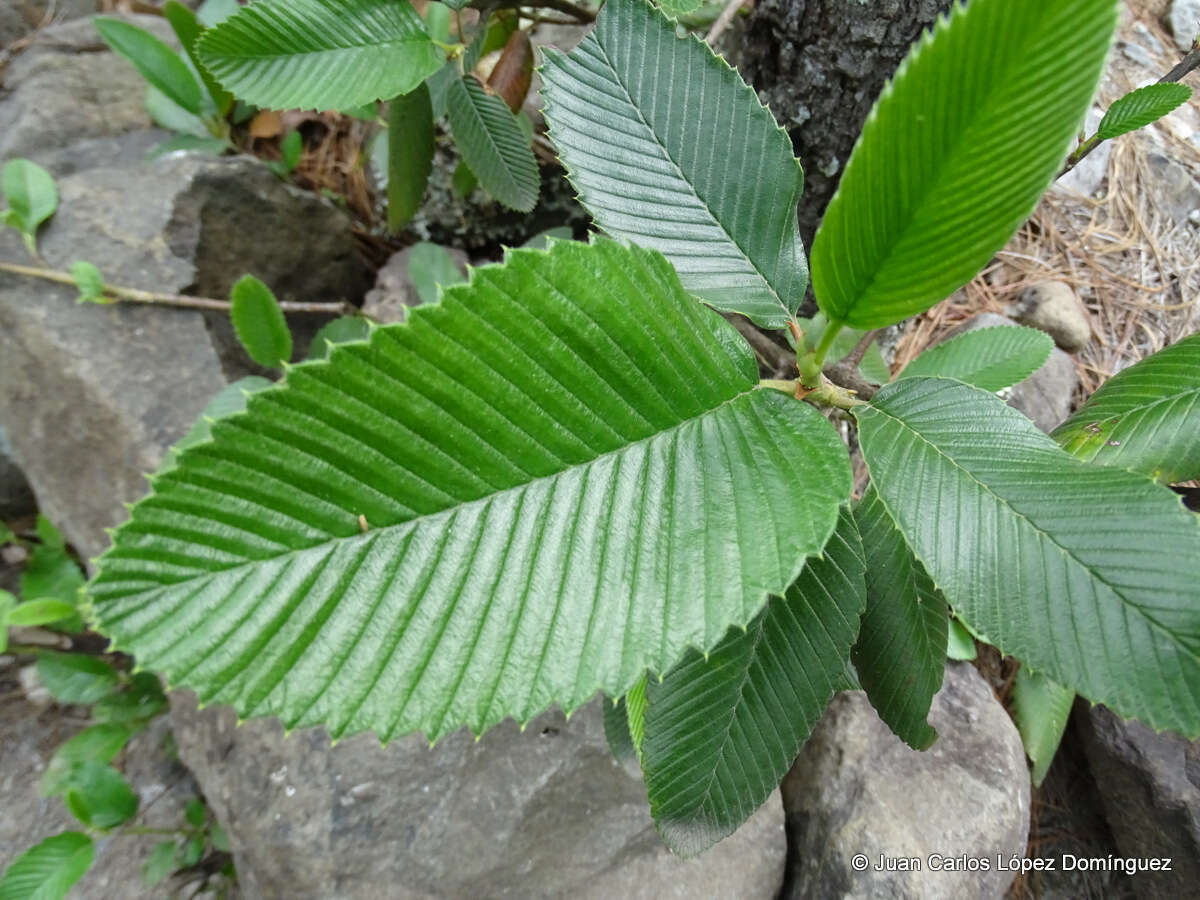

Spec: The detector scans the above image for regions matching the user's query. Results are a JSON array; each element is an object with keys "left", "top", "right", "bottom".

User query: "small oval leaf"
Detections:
[{"left": 230, "top": 275, "right": 292, "bottom": 368}]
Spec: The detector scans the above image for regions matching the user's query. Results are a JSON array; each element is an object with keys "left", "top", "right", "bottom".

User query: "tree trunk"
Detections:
[{"left": 735, "top": 0, "right": 952, "bottom": 246}]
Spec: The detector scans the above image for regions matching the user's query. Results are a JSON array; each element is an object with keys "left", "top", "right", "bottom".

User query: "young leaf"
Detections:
[
  {"left": 810, "top": 0, "right": 1117, "bottom": 329},
  {"left": 895, "top": 325, "right": 1053, "bottom": 391},
  {"left": 164, "top": 0, "right": 234, "bottom": 116},
  {"left": 624, "top": 675, "right": 648, "bottom": 760},
  {"left": 1097, "top": 83, "right": 1192, "bottom": 141},
  {"left": 541, "top": 0, "right": 807, "bottom": 329},
  {"left": 21, "top": 519, "right": 84, "bottom": 623},
  {"left": 95, "top": 18, "right": 205, "bottom": 116},
  {"left": 71, "top": 261, "right": 107, "bottom": 304},
  {"left": 185, "top": 797, "right": 207, "bottom": 827},
  {"left": 658, "top": 0, "right": 704, "bottom": 16},
  {"left": 230, "top": 274, "right": 292, "bottom": 368},
  {"left": 36, "top": 652, "right": 120, "bottom": 705},
  {"left": 798, "top": 314, "right": 890, "bottom": 384},
  {"left": 91, "top": 672, "right": 167, "bottom": 730},
  {"left": 446, "top": 76, "right": 539, "bottom": 212},
  {"left": 307, "top": 317, "right": 371, "bottom": 360},
  {"left": 450, "top": 161, "right": 478, "bottom": 199},
  {"left": 142, "top": 840, "right": 179, "bottom": 887},
  {"left": 1012, "top": 667, "right": 1075, "bottom": 786},
  {"left": 87, "top": 240, "right": 852, "bottom": 744},
  {"left": 642, "top": 506, "right": 865, "bottom": 857},
  {"left": 852, "top": 487, "right": 947, "bottom": 751},
  {"left": 946, "top": 618, "right": 978, "bottom": 661},
  {"left": 279, "top": 130, "right": 303, "bottom": 172},
  {"left": 7, "top": 599, "right": 79, "bottom": 628},
  {"left": 424, "top": 2, "right": 452, "bottom": 44},
  {"left": 62, "top": 762, "right": 139, "bottom": 829},
  {"left": 2, "top": 158, "right": 58, "bottom": 243},
  {"left": 407, "top": 241, "right": 467, "bottom": 305},
  {"left": 602, "top": 695, "right": 637, "bottom": 764},
  {"left": 0, "top": 832, "right": 94, "bottom": 900},
  {"left": 387, "top": 83, "right": 435, "bottom": 232},
  {"left": 1051, "top": 331, "right": 1200, "bottom": 483},
  {"left": 197, "top": 0, "right": 443, "bottom": 112},
  {"left": 856, "top": 377, "right": 1200, "bottom": 737},
  {"left": 41, "top": 724, "right": 134, "bottom": 797}
]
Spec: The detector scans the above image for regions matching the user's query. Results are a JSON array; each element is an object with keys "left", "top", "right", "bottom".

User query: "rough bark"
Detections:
[{"left": 736, "top": 0, "right": 952, "bottom": 245}]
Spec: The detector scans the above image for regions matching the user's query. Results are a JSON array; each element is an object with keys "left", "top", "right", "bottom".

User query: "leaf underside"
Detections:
[
  {"left": 540, "top": 0, "right": 808, "bottom": 329},
  {"left": 446, "top": 76, "right": 539, "bottom": 213},
  {"left": 811, "top": 0, "right": 1117, "bottom": 329},
  {"left": 896, "top": 325, "right": 1053, "bottom": 392},
  {"left": 1012, "top": 667, "right": 1075, "bottom": 786},
  {"left": 642, "top": 506, "right": 865, "bottom": 856},
  {"left": 1051, "top": 331, "right": 1200, "bottom": 483},
  {"left": 857, "top": 377, "right": 1200, "bottom": 737},
  {"left": 387, "top": 83, "right": 435, "bottom": 232},
  {"left": 852, "top": 487, "right": 947, "bottom": 750},
  {"left": 88, "top": 240, "right": 851, "bottom": 744},
  {"left": 196, "top": 0, "right": 443, "bottom": 111}
]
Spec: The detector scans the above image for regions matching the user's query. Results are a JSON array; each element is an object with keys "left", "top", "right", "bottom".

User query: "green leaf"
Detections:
[
  {"left": 1097, "top": 83, "right": 1192, "bottom": 141},
  {"left": 185, "top": 797, "right": 207, "bottom": 827},
  {"left": 450, "top": 160, "right": 478, "bottom": 199},
  {"left": 2, "top": 158, "right": 58, "bottom": 238},
  {"left": 21, "top": 525, "right": 84, "bottom": 621},
  {"left": 642, "top": 506, "right": 865, "bottom": 856},
  {"left": 164, "top": 1, "right": 234, "bottom": 116},
  {"left": 70, "top": 261, "right": 107, "bottom": 304},
  {"left": 658, "top": 0, "right": 704, "bottom": 16},
  {"left": 178, "top": 837, "right": 204, "bottom": 868},
  {"left": 0, "top": 832, "right": 93, "bottom": 900},
  {"left": 407, "top": 241, "right": 467, "bottom": 305},
  {"left": 0, "top": 590, "right": 13, "bottom": 655},
  {"left": 856, "top": 377, "right": 1200, "bottom": 737},
  {"left": 230, "top": 275, "right": 292, "bottom": 368},
  {"left": 541, "top": 0, "right": 807, "bottom": 329},
  {"left": 36, "top": 653, "right": 120, "bottom": 705},
  {"left": 279, "top": 131, "right": 303, "bottom": 172},
  {"left": 209, "top": 824, "right": 231, "bottom": 853},
  {"left": 307, "top": 317, "right": 371, "bottom": 360},
  {"left": 87, "top": 240, "right": 852, "bottom": 744},
  {"left": 895, "top": 325, "right": 1053, "bottom": 392},
  {"left": 387, "top": 83, "right": 435, "bottom": 232},
  {"left": 810, "top": 0, "right": 1117, "bottom": 329},
  {"left": 946, "top": 618, "right": 977, "bottom": 661},
  {"left": 1012, "top": 667, "right": 1074, "bottom": 786},
  {"left": 624, "top": 675, "right": 647, "bottom": 760},
  {"left": 441, "top": 0, "right": 470, "bottom": 9},
  {"left": 522, "top": 227, "right": 574, "bottom": 250},
  {"left": 799, "top": 314, "right": 890, "bottom": 385},
  {"left": 144, "top": 88, "right": 213, "bottom": 139},
  {"left": 163, "top": 377, "right": 276, "bottom": 476},
  {"left": 602, "top": 695, "right": 637, "bottom": 763},
  {"left": 142, "top": 841, "right": 179, "bottom": 887},
  {"left": 8, "top": 599, "right": 79, "bottom": 628},
  {"left": 197, "top": 0, "right": 443, "bottom": 112},
  {"left": 63, "top": 762, "right": 139, "bottom": 829},
  {"left": 446, "top": 76, "right": 539, "bottom": 212},
  {"left": 852, "top": 487, "right": 947, "bottom": 750},
  {"left": 197, "top": 0, "right": 239, "bottom": 26},
  {"left": 42, "top": 724, "right": 133, "bottom": 797},
  {"left": 91, "top": 673, "right": 167, "bottom": 730},
  {"left": 95, "top": 18, "right": 204, "bottom": 116},
  {"left": 1051, "top": 332, "right": 1200, "bottom": 483},
  {"left": 424, "top": 2, "right": 452, "bottom": 44}
]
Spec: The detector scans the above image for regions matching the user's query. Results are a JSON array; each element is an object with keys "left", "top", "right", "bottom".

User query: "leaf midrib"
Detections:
[
  {"left": 861, "top": 396, "right": 1200, "bottom": 666},
  {"left": 1060, "top": 385, "right": 1200, "bottom": 432},
  {"left": 588, "top": 37, "right": 789, "bottom": 319},
  {"left": 213, "top": 36, "right": 430, "bottom": 62}
]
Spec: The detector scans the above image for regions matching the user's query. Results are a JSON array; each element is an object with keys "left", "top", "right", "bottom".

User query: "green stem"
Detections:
[{"left": 812, "top": 319, "right": 844, "bottom": 369}]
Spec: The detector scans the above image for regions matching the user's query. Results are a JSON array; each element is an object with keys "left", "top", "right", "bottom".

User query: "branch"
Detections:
[
  {"left": 0, "top": 262, "right": 356, "bottom": 316},
  {"left": 724, "top": 314, "right": 795, "bottom": 375},
  {"left": 707, "top": 0, "right": 745, "bottom": 45},
  {"left": 821, "top": 361, "right": 878, "bottom": 400},
  {"left": 473, "top": 0, "right": 595, "bottom": 23}
]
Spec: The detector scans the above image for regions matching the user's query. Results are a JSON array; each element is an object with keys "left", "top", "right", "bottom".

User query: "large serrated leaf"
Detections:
[
  {"left": 87, "top": 240, "right": 851, "bottom": 744},
  {"left": 196, "top": 0, "right": 443, "bottom": 111},
  {"left": 0, "top": 832, "right": 93, "bottom": 900},
  {"left": 852, "top": 486, "right": 947, "bottom": 750},
  {"left": 1098, "top": 83, "right": 1192, "bottom": 140},
  {"left": 446, "top": 75, "right": 539, "bottom": 212},
  {"left": 811, "top": 0, "right": 1117, "bottom": 329},
  {"left": 642, "top": 506, "right": 865, "bottom": 856},
  {"left": 540, "top": 0, "right": 807, "bottom": 329},
  {"left": 1051, "top": 332, "right": 1200, "bottom": 483},
  {"left": 164, "top": 1, "right": 234, "bottom": 116},
  {"left": 896, "top": 325, "right": 1053, "bottom": 391},
  {"left": 856, "top": 377, "right": 1200, "bottom": 737}
]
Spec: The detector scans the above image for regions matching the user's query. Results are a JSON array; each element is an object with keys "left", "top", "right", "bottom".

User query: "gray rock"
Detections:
[
  {"left": 0, "top": 678, "right": 207, "bottom": 900},
  {"left": 170, "top": 695, "right": 786, "bottom": 899},
  {"left": 1170, "top": 0, "right": 1200, "bottom": 52},
  {"left": 0, "top": 424, "right": 36, "bottom": 519},
  {"left": 0, "top": 154, "right": 367, "bottom": 562},
  {"left": 362, "top": 244, "right": 469, "bottom": 324},
  {"left": 941, "top": 313, "right": 1079, "bottom": 433},
  {"left": 0, "top": 1, "right": 97, "bottom": 47},
  {"left": 781, "top": 662, "right": 1030, "bottom": 900},
  {"left": 1144, "top": 152, "right": 1200, "bottom": 228},
  {"left": 0, "top": 14, "right": 176, "bottom": 171},
  {"left": 1012, "top": 281, "right": 1092, "bottom": 353},
  {"left": 1077, "top": 705, "right": 1200, "bottom": 900}
]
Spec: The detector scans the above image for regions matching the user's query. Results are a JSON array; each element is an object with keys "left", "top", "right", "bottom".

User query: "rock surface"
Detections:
[
  {"left": 1169, "top": 0, "right": 1200, "bottom": 52},
  {"left": 1012, "top": 281, "right": 1092, "bottom": 353},
  {"left": 170, "top": 696, "right": 787, "bottom": 899},
  {"left": 781, "top": 662, "right": 1030, "bottom": 900},
  {"left": 362, "top": 244, "right": 469, "bottom": 324},
  {"left": 0, "top": 425, "right": 35, "bottom": 520},
  {"left": 941, "top": 313, "right": 1079, "bottom": 432},
  {"left": 0, "top": 1, "right": 96, "bottom": 47},
  {"left": 1077, "top": 704, "right": 1200, "bottom": 900},
  {"left": 0, "top": 154, "right": 367, "bottom": 562}
]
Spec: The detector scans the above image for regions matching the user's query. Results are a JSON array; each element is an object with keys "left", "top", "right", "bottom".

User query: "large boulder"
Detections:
[
  {"left": 1077, "top": 705, "right": 1200, "bottom": 900},
  {"left": 781, "top": 662, "right": 1030, "bottom": 900},
  {"left": 170, "top": 695, "right": 787, "bottom": 899},
  {"left": 0, "top": 154, "right": 368, "bottom": 562}
]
